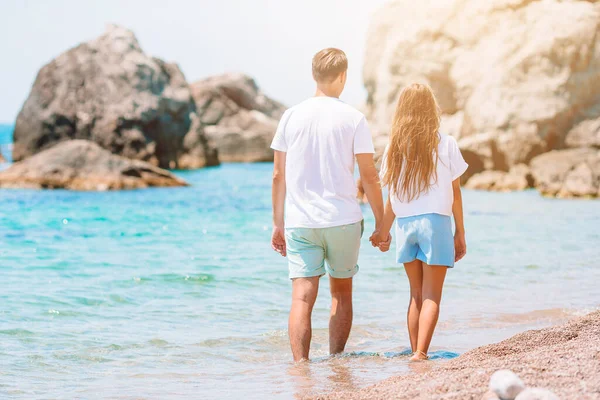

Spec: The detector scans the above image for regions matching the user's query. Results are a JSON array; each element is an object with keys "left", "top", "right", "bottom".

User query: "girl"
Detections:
[{"left": 373, "top": 83, "right": 468, "bottom": 361}]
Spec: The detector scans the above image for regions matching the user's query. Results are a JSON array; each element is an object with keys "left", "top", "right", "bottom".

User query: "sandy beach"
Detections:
[{"left": 315, "top": 311, "right": 600, "bottom": 400}]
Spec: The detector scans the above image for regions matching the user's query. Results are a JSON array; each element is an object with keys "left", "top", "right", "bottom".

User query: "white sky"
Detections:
[{"left": 0, "top": 0, "right": 390, "bottom": 123}]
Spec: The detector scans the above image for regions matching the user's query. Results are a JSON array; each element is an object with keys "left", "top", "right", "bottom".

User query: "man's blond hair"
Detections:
[{"left": 312, "top": 48, "right": 348, "bottom": 83}]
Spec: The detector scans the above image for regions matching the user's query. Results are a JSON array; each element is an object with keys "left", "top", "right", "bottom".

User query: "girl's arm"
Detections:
[
  {"left": 371, "top": 194, "right": 396, "bottom": 252},
  {"left": 452, "top": 179, "right": 466, "bottom": 262}
]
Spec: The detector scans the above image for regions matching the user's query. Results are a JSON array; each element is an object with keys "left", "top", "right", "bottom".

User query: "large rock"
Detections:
[
  {"left": 190, "top": 73, "right": 286, "bottom": 162},
  {"left": 565, "top": 117, "right": 600, "bottom": 149},
  {"left": 364, "top": 0, "right": 600, "bottom": 169},
  {"left": 0, "top": 140, "right": 187, "bottom": 190},
  {"left": 12, "top": 25, "right": 219, "bottom": 169},
  {"left": 530, "top": 148, "right": 599, "bottom": 198},
  {"left": 466, "top": 164, "right": 533, "bottom": 192}
]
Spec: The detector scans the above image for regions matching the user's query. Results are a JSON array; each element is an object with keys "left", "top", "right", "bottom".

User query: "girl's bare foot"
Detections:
[{"left": 410, "top": 350, "right": 429, "bottom": 361}]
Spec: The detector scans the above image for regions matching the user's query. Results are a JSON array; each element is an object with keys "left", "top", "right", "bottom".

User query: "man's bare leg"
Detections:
[
  {"left": 329, "top": 276, "right": 353, "bottom": 355},
  {"left": 289, "top": 277, "right": 320, "bottom": 361}
]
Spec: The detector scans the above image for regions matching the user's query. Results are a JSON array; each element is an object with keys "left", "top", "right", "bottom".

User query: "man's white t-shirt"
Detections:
[
  {"left": 381, "top": 133, "right": 468, "bottom": 218},
  {"left": 271, "top": 96, "right": 375, "bottom": 229}
]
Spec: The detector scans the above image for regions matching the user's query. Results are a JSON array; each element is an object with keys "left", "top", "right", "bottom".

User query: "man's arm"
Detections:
[
  {"left": 374, "top": 194, "right": 395, "bottom": 251},
  {"left": 271, "top": 150, "right": 287, "bottom": 257},
  {"left": 356, "top": 153, "right": 384, "bottom": 231},
  {"left": 452, "top": 178, "right": 466, "bottom": 262}
]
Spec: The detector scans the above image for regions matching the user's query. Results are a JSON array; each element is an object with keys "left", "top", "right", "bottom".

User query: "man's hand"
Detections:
[
  {"left": 370, "top": 230, "right": 390, "bottom": 249},
  {"left": 369, "top": 230, "right": 382, "bottom": 247},
  {"left": 271, "top": 225, "right": 287, "bottom": 257},
  {"left": 454, "top": 231, "right": 466, "bottom": 262}
]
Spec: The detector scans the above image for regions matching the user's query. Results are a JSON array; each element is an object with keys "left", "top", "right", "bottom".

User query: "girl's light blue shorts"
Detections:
[{"left": 395, "top": 213, "right": 454, "bottom": 268}]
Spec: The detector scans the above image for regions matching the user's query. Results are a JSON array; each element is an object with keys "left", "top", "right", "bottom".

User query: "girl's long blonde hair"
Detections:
[{"left": 382, "top": 83, "right": 442, "bottom": 202}]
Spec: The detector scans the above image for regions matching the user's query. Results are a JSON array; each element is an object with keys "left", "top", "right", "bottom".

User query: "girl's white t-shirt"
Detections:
[{"left": 381, "top": 133, "right": 468, "bottom": 218}]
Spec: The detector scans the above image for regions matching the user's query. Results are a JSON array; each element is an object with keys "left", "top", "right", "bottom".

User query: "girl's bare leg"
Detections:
[
  {"left": 411, "top": 263, "right": 447, "bottom": 361},
  {"left": 403, "top": 260, "right": 423, "bottom": 353}
]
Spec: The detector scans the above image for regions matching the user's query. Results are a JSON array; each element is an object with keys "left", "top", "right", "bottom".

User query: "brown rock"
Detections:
[
  {"left": 364, "top": 0, "right": 600, "bottom": 168},
  {"left": 465, "top": 171, "right": 507, "bottom": 191},
  {"left": 530, "top": 148, "right": 599, "bottom": 198},
  {"left": 502, "top": 164, "right": 535, "bottom": 192},
  {"left": 190, "top": 73, "right": 286, "bottom": 162},
  {"left": 565, "top": 117, "right": 600, "bottom": 149},
  {"left": 12, "top": 25, "right": 219, "bottom": 169},
  {"left": 560, "top": 163, "right": 596, "bottom": 198},
  {"left": 458, "top": 133, "right": 509, "bottom": 172},
  {"left": 465, "top": 165, "right": 533, "bottom": 192},
  {"left": 0, "top": 140, "right": 187, "bottom": 190}
]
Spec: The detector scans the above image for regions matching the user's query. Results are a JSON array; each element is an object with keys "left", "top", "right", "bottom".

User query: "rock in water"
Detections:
[
  {"left": 489, "top": 370, "right": 525, "bottom": 400},
  {"left": 530, "top": 148, "right": 600, "bottom": 198},
  {"left": 12, "top": 24, "right": 219, "bottom": 169},
  {"left": 515, "top": 388, "right": 559, "bottom": 400},
  {"left": 0, "top": 151, "right": 5, "bottom": 163},
  {"left": 465, "top": 171, "right": 508, "bottom": 191},
  {"left": 364, "top": 0, "right": 600, "bottom": 169},
  {"left": 0, "top": 140, "right": 187, "bottom": 190},
  {"left": 465, "top": 164, "right": 534, "bottom": 192},
  {"left": 190, "top": 73, "right": 286, "bottom": 162},
  {"left": 565, "top": 117, "right": 600, "bottom": 149}
]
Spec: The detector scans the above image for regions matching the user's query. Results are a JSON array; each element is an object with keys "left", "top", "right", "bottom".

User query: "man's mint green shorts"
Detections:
[{"left": 285, "top": 221, "right": 364, "bottom": 280}]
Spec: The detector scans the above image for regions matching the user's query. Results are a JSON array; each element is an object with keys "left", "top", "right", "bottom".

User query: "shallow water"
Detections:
[{"left": 0, "top": 158, "right": 599, "bottom": 399}]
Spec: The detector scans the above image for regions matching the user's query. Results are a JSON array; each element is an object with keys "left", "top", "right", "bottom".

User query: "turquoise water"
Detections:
[
  {"left": 0, "top": 124, "right": 12, "bottom": 162},
  {"left": 1, "top": 130, "right": 600, "bottom": 398}
]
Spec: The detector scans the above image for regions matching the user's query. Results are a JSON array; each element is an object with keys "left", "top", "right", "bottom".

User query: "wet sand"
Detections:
[{"left": 314, "top": 310, "right": 600, "bottom": 400}]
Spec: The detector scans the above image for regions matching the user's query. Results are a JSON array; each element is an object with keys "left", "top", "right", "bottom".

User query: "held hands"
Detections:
[
  {"left": 271, "top": 225, "right": 287, "bottom": 257},
  {"left": 454, "top": 231, "right": 466, "bottom": 262},
  {"left": 370, "top": 230, "right": 392, "bottom": 252}
]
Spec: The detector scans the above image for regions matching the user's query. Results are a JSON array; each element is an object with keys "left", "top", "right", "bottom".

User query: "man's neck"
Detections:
[{"left": 315, "top": 87, "right": 339, "bottom": 99}]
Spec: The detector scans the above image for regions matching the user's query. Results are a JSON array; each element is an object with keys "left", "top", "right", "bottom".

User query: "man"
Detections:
[{"left": 270, "top": 48, "right": 385, "bottom": 362}]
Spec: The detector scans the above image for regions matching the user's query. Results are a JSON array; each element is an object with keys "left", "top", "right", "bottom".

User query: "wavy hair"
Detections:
[{"left": 382, "top": 83, "right": 441, "bottom": 202}]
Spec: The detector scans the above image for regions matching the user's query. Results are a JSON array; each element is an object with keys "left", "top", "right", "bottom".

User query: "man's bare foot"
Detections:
[{"left": 410, "top": 350, "right": 429, "bottom": 361}]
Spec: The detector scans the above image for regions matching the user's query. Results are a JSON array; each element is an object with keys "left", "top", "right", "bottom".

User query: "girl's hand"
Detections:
[
  {"left": 454, "top": 232, "right": 466, "bottom": 262},
  {"left": 378, "top": 234, "right": 392, "bottom": 253}
]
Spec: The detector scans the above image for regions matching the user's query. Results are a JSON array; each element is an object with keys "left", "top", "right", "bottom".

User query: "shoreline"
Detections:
[{"left": 314, "top": 310, "right": 600, "bottom": 400}]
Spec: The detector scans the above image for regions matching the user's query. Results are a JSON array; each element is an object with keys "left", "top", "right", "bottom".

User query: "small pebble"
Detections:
[
  {"left": 481, "top": 390, "right": 501, "bottom": 400},
  {"left": 515, "top": 388, "right": 559, "bottom": 400},
  {"left": 490, "top": 370, "right": 525, "bottom": 400}
]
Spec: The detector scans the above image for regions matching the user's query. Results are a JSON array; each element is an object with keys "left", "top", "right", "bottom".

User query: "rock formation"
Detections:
[
  {"left": 364, "top": 0, "right": 600, "bottom": 197},
  {"left": 530, "top": 148, "right": 600, "bottom": 198},
  {"left": 0, "top": 140, "right": 187, "bottom": 190},
  {"left": 465, "top": 165, "right": 533, "bottom": 192},
  {"left": 190, "top": 73, "right": 286, "bottom": 162},
  {"left": 12, "top": 24, "right": 218, "bottom": 169}
]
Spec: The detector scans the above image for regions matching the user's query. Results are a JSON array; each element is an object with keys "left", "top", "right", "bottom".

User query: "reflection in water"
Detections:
[
  {"left": 288, "top": 349, "right": 460, "bottom": 398},
  {"left": 288, "top": 362, "right": 314, "bottom": 399},
  {"left": 288, "top": 351, "right": 419, "bottom": 398},
  {"left": 326, "top": 359, "right": 358, "bottom": 391}
]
